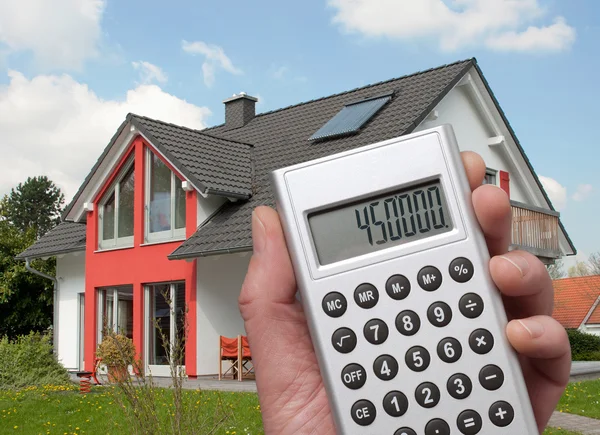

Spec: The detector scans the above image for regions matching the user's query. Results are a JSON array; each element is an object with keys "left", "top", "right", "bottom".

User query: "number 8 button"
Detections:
[{"left": 396, "top": 310, "right": 420, "bottom": 336}]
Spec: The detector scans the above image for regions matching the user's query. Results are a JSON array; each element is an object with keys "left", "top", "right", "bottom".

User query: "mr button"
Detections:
[
  {"left": 322, "top": 292, "right": 347, "bottom": 318},
  {"left": 354, "top": 283, "right": 379, "bottom": 309},
  {"left": 351, "top": 399, "right": 376, "bottom": 426}
]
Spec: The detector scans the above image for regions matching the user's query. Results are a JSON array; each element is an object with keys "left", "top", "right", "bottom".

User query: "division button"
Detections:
[
  {"left": 373, "top": 354, "right": 399, "bottom": 381},
  {"left": 383, "top": 391, "right": 409, "bottom": 417},
  {"left": 437, "top": 337, "right": 462, "bottom": 363},
  {"left": 489, "top": 401, "right": 514, "bottom": 427},
  {"left": 351, "top": 399, "right": 376, "bottom": 426},
  {"left": 405, "top": 346, "right": 431, "bottom": 372},
  {"left": 364, "top": 318, "right": 389, "bottom": 345},
  {"left": 341, "top": 363, "right": 367, "bottom": 390},
  {"left": 331, "top": 327, "right": 357, "bottom": 354},
  {"left": 447, "top": 373, "right": 472, "bottom": 400},
  {"left": 322, "top": 292, "right": 347, "bottom": 318},
  {"left": 469, "top": 329, "right": 494, "bottom": 355},
  {"left": 354, "top": 283, "right": 379, "bottom": 309},
  {"left": 479, "top": 365, "right": 504, "bottom": 391},
  {"left": 415, "top": 382, "right": 440, "bottom": 409},
  {"left": 418, "top": 266, "right": 442, "bottom": 291},
  {"left": 450, "top": 257, "right": 474, "bottom": 283},
  {"left": 394, "top": 428, "right": 417, "bottom": 435},
  {"left": 386, "top": 274, "right": 411, "bottom": 300},
  {"left": 396, "top": 310, "right": 421, "bottom": 336},
  {"left": 457, "top": 409, "right": 483, "bottom": 434},
  {"left": 427, "top": 301, "right": 452, "bottom": 327},
  {"left": 459, "top": 293, "right": 484, "bottom": 319},
  {"left": 425, "top": 418, "right": 450, "bottom": 435}
]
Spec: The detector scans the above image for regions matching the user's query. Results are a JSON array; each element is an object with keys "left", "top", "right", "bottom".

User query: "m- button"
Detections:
[
  {"left": 322, "top": 292, "right": 347, "bottom": 318},
  {"left": 351, "top": 399, "right": 376, "bottom": 426},
  {"left": 354, "top": 283, "right": 379, "bottom": 309}
]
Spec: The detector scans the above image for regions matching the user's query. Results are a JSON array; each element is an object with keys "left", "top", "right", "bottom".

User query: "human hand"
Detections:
[{"left": 238, "top": 151, "right": 571, "bottom": 434}]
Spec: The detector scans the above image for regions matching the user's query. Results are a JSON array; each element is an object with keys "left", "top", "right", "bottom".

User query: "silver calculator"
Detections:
[{"left": 270, "top": 125, "right": 538, "bottom": 434}]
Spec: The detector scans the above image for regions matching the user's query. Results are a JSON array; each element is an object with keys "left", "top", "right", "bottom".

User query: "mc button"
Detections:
[
  {"left": 322, "top": 292, "right": 347, "bottom": 318},
  {"left": 351, "top": 399, "right": 376, "bottom": 426},
  {"left": 354, "top": 283, "right": 379, "bottom": 309}
]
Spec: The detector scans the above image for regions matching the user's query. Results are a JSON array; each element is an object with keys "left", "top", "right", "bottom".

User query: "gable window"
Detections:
[
  {"left": 145, "top": 149, "right": 186, "bottom": 242},
  {"left": 98, "top": 159, "right": 135, "bottom": 249},
  {"left": 483, "top": 168, "right": 497, "bottom": 186}
]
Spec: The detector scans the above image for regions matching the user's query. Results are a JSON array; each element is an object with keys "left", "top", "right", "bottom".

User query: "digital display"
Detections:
[{"left": 308, "top": 180, "right": 453, "bottom": 265}]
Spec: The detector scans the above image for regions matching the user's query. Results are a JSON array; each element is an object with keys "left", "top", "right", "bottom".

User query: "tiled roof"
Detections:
[
  {"left": 168, "top": 58, "right": 474, "bottom": 259},
  {"left": 15, "top": 222, "right": 86, "bottom": 260},
  {"left": 587, "top": 303, "right": 600, "bottom": 325},
  {"left": 552, "top": 276, "right": 600, "bottom": 329}
]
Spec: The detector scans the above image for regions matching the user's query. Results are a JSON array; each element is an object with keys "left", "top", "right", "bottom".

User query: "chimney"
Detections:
[{"left": 223, "top": 92, "right": 258, "bottom": 130}]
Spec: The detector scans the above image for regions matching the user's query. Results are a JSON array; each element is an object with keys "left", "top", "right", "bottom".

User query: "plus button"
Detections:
[{"left": 495, "top": 408, "right": 507, "bottom": 420}]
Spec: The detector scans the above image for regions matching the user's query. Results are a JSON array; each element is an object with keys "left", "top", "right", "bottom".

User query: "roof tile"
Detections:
[
  {"left": 16, "top": 222, "right": 86, "bottom": 260},
  {"left": 552, "top": 276, "right": 600, "bottom": 329}
]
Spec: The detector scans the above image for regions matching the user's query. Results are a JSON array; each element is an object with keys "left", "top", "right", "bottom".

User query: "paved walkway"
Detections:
[{"left": 549, "top": 411, "right": 600, "bottom": 435}]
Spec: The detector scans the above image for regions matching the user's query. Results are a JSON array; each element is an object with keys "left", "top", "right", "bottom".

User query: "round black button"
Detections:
[
  {"left": 415, "top": 382, "right": 440, "bottom": 409},
  {"left": 427, "top": 301, "right": 452, "bottom": 327},
  {"left": 450, "top": 257, "right": 474, "bottom": 283},
  {"left": 351, "top": 399, "right": 376, "bottom": 426},
  {"left": 457, "top": 409, "right": 483, "bottom": 434},
  {"left": 418, "top": 266, "right": 442, "bottom": 291},
  {"left": 479, "top": 365, "right": 504, "bottom": 391},
  {"left": 437, "top": 337, "right": 462, "bottom": 363},
  {"left": 386, "top": 274, "right": 411, "bottom": 300},
  {"left": 322, "top": 292, "right": 347, "bottom": 318},
  {"left": 489, "top": 401, "right": 514, "bottom": 427},
  {"left": 341, "top": 363, "right": 366, "bottom": 390},
  {"left": 373, "top": 354, "right": 399, "bottom": 381},
  {"left": 331, "top": 327, "right": 357, "bottom": 354},
  {"left": 459, "top": 293, "right": 484, "bottom": 319},
  {"left": 383, "top": 391, "right": 409, "bottom": 417},
  {"left": 425, "top": 418, "right": 450, "bottom": 435},
  {"left": 394, "top": 428, "right": 416, "bottom": 435},
  {"left": 364, "top": 318, "right": 389, "bottom": 345},
  {"left": 469, "top": 329, "right": 494, "bottom": 355},
  {"left": 396, "top": 310, "right": 420, "bottom": 336},
  {"left": 354, "top": 283, "right": 379, "bottom": 309},
  {"left": 405, "top": 346, "right": 431, "bottom": 372},
  {"left": 447, "top": 373, "right": 472, "bottom": 400}
]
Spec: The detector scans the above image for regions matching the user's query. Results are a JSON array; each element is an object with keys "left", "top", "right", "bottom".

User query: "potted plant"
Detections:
[{"left": 96, "top": 332, "right": 136, "bottom": 383}]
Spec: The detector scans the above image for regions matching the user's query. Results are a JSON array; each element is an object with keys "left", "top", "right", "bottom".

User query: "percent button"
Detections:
[{"left": 450, "top": 257, "right": 474, "bottom": 283}]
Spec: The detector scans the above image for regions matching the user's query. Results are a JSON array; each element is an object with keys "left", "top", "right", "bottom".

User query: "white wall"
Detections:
[
  {"left": 56, "top": 253, "right": 86, "bottom": 370},
  {"left": 196, "top": 253, "right": 250, "bottom": 375},
  {"left": 580, "top": 324, "right": 600, "bottom": 337},
  {"left": 197, "top": 194, "right": 226, "bottom": 227}
]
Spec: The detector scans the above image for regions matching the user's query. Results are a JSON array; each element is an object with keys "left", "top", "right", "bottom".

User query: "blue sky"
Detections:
[{"left": 0, "top": 0, "right": 598, "bottom": 266}]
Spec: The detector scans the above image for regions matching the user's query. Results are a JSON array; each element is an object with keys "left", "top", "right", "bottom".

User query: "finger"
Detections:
[
  {"left": 460, "top": 151, "right": 486, "bottom": 191},
  {"left": 472, "top": 184, "right": 512, "bottom": 256},
  {"left": 490, "top": 250, "right": 554, "bottom": 318}
]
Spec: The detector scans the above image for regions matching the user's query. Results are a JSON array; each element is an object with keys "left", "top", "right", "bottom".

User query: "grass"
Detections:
[
  {"left": 544, "top": 429, "right": 584, "bottom": 435},
  {"left": 557, "top": 379, "right": 600, "bottom": 420}
]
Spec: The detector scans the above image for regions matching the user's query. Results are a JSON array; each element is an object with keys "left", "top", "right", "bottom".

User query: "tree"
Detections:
[
  {"left": 568, "top": 261, "right": 592, "bottom": 277},
  {"left": 547, "top": 259, "right": 565, "bottom": 280},
  {"left": 588, "top": 252, "right": 600, "bottom": 275}
]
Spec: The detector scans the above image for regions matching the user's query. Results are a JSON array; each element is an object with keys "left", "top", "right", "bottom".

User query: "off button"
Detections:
[
  {"left": 341, "top": 363, "right": 367, "bottom": 390},
  {"left": 322, "top": 292, "right": 347, "bottom": 318}
]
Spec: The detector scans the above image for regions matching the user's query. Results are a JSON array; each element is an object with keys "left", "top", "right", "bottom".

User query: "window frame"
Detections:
[
  {"left": 96, "top": 286, "right": 134, "bottom": 344},
  {"left": 98, "top": 157, "right": 135, "bottom": 250},
  {"left": 483, "top": 168, "right": 497, "bottom": 186}
]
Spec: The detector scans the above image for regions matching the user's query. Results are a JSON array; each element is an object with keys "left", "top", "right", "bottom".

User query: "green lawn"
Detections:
[
  {"left": 544, "top": 429, "right": 584, "bottom": 435},
  {"left": 557, "top": 379, "right": 600, "bottom": 420}
]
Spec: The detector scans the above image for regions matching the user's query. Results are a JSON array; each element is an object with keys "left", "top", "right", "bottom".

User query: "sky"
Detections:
[{"left": 0, "top": 0, "right": 598, "bottom": 266}]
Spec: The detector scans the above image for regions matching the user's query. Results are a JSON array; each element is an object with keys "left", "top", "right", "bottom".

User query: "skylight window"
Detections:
[{"left": 309, "top": 93, "right": 393, "bottom": 141}]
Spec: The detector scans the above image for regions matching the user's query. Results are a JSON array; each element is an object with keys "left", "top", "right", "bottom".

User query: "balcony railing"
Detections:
[{"left": 510, "top": 200, "right": 561, "bottom": 261}]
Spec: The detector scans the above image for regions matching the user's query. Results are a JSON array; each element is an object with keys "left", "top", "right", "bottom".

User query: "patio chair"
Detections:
[
  {"left": 237, "top": 335, "right": 254, "bottom": 382},
  {"left": 218, "top": 335, "right": 240, "bottom": 380}
]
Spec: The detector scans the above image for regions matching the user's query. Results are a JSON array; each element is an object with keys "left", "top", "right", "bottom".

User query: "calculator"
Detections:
[{"left": 270, "top": 125, "right": 538, "bottom": 434}]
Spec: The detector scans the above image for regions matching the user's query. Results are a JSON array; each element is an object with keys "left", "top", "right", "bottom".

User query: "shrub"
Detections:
[
  {"left": 96, "top": 332, "right": 136, "bottom": 367},
  {"left": 567, "top": 329, "right": 600, "bottom": 361},
  {"left": 0, "top": 332, "right": 69, "bottom": 389}
]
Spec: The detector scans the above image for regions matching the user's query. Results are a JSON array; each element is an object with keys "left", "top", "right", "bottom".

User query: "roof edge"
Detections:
[
  {"left": 15, "top": 246, "right": 85, "bottom": 261},
  {"left": 167, "top": 244, "right": 252, "bottom": 260}
]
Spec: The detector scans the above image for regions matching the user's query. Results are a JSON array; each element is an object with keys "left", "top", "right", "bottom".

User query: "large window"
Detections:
[
  {"left": 97, "top": 286, "right": 134, "bottom": 344},
  {"left": 145, "top": 150, "right": 186, "bottom": 242},
  {"left": 99, "top": 160, "right": 135, "bottom": 249}
]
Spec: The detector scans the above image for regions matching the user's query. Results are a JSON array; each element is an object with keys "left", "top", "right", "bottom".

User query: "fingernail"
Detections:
[
  {"left": 252, "top": 210, "right": 266, "bottom": 254},
  {"left": 498, "top": 254, "right": 530, "bottom": 277},
  {"left": 517, "top": 319, "right": 545, "bottom": 338}
]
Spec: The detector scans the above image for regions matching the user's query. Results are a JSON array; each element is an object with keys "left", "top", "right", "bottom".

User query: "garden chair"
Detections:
[
  {"left": 237, "top": 335, "right": 254, "bottom": 382},
  {"left": 218, "top": 335, "right": 240, "bottom": 380}
]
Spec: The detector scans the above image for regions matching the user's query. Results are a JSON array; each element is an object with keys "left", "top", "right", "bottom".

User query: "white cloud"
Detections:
[
  {"left": 0, "top": 0, "right": 105, "bottom": 70},
  {"left": 572, "top": 184, "right": 593, "bottom": 202},
  {"left": 327, "top": 0, "right": 576, "bottom": 53},
  {"left": 539, "top": 176, "right": 567, "bottom": 211},
  {"left": 181, "top": 40, "right": 242, "bottom": 87},
  {"left": 272, "top": 66, "right": 289, "bottom": 80},
  {"left": 0, "top": 70, "right": 211, "bottom": 200},
  {"left": 132, "top": 61, "right": 168, "bottom": 84}
]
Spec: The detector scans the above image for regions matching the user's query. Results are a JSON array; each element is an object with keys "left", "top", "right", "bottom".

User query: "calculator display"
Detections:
[{"left": 308, "top": 180, "right": 453, "bottom": 265}]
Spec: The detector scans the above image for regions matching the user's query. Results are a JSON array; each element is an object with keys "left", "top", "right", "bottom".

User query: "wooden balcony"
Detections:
[{"left": 510, "top": 200, "right": 561, "bottom": 262}]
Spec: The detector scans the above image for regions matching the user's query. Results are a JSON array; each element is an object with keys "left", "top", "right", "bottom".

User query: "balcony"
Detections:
[{"left": 510, "top": 200, "right": 561, "bottom": 263}]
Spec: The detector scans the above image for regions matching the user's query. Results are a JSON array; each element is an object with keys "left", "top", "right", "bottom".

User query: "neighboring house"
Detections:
[
  {"left": 17, "top": 58, "right": 576, "bottom": 377},
  {"left": 553, "top": 276, "right": 600, "bottom": 336}
]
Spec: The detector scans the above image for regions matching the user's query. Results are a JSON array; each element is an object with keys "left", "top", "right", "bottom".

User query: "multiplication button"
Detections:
[
  {"left": 457, "top": 409, "right": 483, "bottom": 435},
  {"left": 351, "top": 399, "right": 376, "bottom": 426},
  {"left": 354, "top": 283, "right": 379, "bottom": 309},
  {"left": 459, "top": 293, "right": 484, "bottom": 319},
  {"left": 322, "top": 292, "right": 347, "bottom": 318},
  {"left": 341, "top": 363, "right": 366, "bottom": 390},
  {"left": 386, "top": 274, "right": 411, "bottom": 300},
  {"left": 479, "top": 365, "right": 504, "bottom": 391},
  {"left": 418, "top": 266, "right": 442, "bottom": 291},
  {"left": 331, "top": 327, "right": 356, "bottom": 353},
  {"left": 469, "top": 329, "right": 494, "bottom": 355}
]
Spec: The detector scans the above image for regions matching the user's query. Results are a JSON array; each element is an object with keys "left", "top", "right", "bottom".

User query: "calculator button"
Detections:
[
  {"left": 488, "top": 401, "right": 514, "bottom": 427},
  {"left": 427, "top": 301, "right": 452, "bottom": 327},
  {"left": 405, "top": 346, "right": 431, "bottom": 372},
  {"left": 332, "top": 327, "right": 357, "bottom": 353},
  {"left": 450, "top": 257, "right": 474, "bottom": 283},
  {"left": 437, "top": 337, "right": 462, "bottom": 363},
  {"left": 341, "top": 363, "right": 367, "bottom": 390},
  {"left": 351, "top": 399, "right": 376, "bottom": 426},
  {"left": 457, "top": 409, "right": 483, "bottom": 434},
  {"left": 415, "top": 382, "right": 440, "bottom": 409},
  {"left": 373, "top": 354, "right": 399, "bottom": 381},
  {"left": 354, "top": 283, "right": 379, "bottom": 309},
  {"left": 383, "top": 391, "right": 409, "bottom": 417},
  {"left": 394, "top": 428, "right": 416, "bottom": 435},
  {"left": 469, "top": 329, "right": 494, "bottom": 355},
  {"left": 447, "top": 373, "right": 472, "bottom": 400},
  {"left": 425, "top": 418, "right": 450, "bottom": 435},
  {"left": 479, "top": 365, "right": 504, "bottom": 390},
  {"left": 363, "top": 319, "right": 389, "bottom": 345},
  {"left": 418, "top": 266, "right": 442, "bottom": 291},
  {"left": 459, "top": 293, "right": 484, "bottom": 319},
  {"left": 396, "top": 310, "right": 420, "bottom": 336},
  {"left": 386, "top": 274, "right": 411, "bottom": 300},
  {"left": 322, "top": 292, "right": 347, "bottom": 318}
]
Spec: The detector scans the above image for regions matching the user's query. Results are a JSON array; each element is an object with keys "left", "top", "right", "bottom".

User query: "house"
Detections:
[
  {"left": 17, "top": 58, "right": 576, "bottom": 377},
  {"left": 553, "top": 276, "right": 600, "bottom": 336}
]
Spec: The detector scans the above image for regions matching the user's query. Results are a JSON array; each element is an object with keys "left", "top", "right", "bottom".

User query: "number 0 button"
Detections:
[
  {"left": 331, "top": 327, "right": 357, "bottom": 354},
  {"left": 415, "top": 382, "right": 440, "bottom": 409},
  {"left": 396, "top": 310, "right": 420, "bottom": 336}
]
